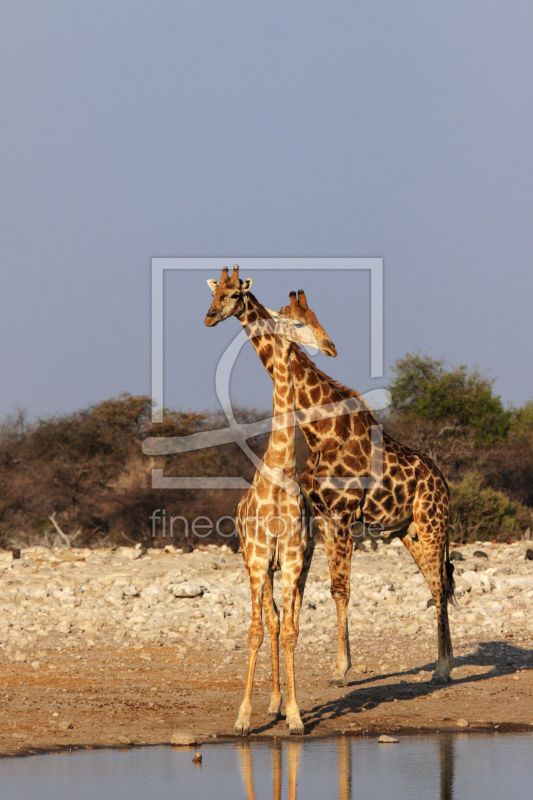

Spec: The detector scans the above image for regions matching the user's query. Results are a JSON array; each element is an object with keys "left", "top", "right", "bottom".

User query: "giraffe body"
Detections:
[{"left": 206, "top": 268, "right": 455, "bottom": 687}]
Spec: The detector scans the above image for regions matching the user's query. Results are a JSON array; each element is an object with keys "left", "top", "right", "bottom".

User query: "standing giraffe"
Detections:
[
  {"left": 205, "top": 266, "right": 455, "bottom": 686},
  {"left": 234, "top": 291, "right": 337, "bottom": 736}
]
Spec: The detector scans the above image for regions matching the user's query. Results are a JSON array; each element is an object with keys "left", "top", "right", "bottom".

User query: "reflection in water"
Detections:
[
  {"left": 287, "top": 740, "right": 302, "bottom": 800},
  {"left": 239, "top": 735, "right": 455, "bottom": 800},
  {"left": 337, "top": 736, "right": 352, "bottom": 800},
  {"left": 272, "top": 742, "right": 281, "bottom": 800},
  {"left": 239, "top": 740, "right": 302, "bottom": 800},
  {"left": 440, "top": 736, "right": 455, "bottom": 800}
]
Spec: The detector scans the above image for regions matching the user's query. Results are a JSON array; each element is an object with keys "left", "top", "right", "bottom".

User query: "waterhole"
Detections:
[{"left": 1, "top": 734, "right": 531, "bottom": 799}]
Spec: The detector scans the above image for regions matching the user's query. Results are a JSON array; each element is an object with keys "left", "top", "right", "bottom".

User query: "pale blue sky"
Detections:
[{"left": 1, "top": 1, "right": 532, "bottom": 420}]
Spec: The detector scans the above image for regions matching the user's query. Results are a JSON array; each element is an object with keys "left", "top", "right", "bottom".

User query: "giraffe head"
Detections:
[
  {"left": 204, "top": 265, "right": 253, "bottom": 326},
  {"left": 270, "top": 290, "right": 337, "bottom": 357}
]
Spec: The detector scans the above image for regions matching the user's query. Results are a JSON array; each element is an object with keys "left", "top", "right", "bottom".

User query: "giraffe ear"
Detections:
[
  {"left": 206, "top": 279, "right": 219, "bottom": 292},
  {"left": 266, "top": 308, "right": 281, "bottom": 320},
  {"left": 241, "top": 278, "right": 253, "bottom": 293}
]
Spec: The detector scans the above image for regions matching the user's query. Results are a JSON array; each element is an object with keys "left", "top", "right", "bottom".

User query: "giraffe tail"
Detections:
[
  {"left": 296, "top": 476, "right": 314, "bottom": 516},
  {"left": 444, "top": 528, "right": 456, "bottom": 606}
]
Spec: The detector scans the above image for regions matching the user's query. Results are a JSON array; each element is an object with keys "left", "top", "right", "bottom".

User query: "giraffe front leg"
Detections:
[
  {"left": 235, "top": 570, "right": 267, "bottom": 736},
  {"left": 281, "top": 625, "right": 304, "bottom": 734},
  {"left": 263, "top": 569, "right": 282, "bottom": 722},
  {"left": 323, "top": 526, "right": 353, "bottom": 686},
  {"left": 280, "top": 573, "right": 305, "bottom": 735}
]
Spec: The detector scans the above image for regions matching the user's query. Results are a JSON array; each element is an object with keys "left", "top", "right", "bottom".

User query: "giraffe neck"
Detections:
[
  {"left": 262, "top": 332, "right": 296, "bottom": 476},
  {"left": 237, "top": 293, "right": 376, "bottom": 453},
  {"left": 236, "top": 293, "right": 277, "bottom": 376}
]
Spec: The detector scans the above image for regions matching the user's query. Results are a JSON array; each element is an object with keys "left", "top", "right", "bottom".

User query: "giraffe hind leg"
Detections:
[
  {"left": 263, "top": 568, "right": 283, "bottom": 722},
  {"left": 294, "top": 535, "right": 315, "bottom": 631},
  {"left": 401, "top": 522, "right": 454, "bottom": 683}
]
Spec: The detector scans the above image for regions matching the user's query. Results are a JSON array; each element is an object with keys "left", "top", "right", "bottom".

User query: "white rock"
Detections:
[
  {"left": 171, "top": 730, "right": 200, "bottom": 746},
  {"left": 118, "top": 547, "right": 143, "bottom": 560},
  {"left": 168, "top": 582, "right": 204, "bottom": 598},
  {"left": 404, "top": 622, "right": 420, "bottom": 635},
  {"left": 28, "top": 587, "right": 49, "bottom": 600},
  {"left": 105, "top": 590, "right": 124, "bottom": 607},
  {"left": 141, "top": 585, "right": 167, "bottom": 603},
  {"left": 166, "top": 570, "right": 184, "bottom": 582},
  {"left": 121, "top": 584, "right": 139, "bottom": 596}
]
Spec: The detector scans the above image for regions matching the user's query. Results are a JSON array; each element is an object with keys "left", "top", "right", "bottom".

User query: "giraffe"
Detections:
[
  {"left": 205, "top": 266, "right": 455, "bottom": 686},
  {"left": 233, "top": 291, "right": 337, "bottom": 736}
]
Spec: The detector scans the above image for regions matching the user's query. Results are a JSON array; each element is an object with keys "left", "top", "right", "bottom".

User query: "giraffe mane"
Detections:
[{"left": 246, "top": 291, "right": 270, "bottom": 314}]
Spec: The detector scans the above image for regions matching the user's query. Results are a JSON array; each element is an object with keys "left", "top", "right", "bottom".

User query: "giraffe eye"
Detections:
[{"left": 231, "top": 293, "right": 240, "bottom": 299}]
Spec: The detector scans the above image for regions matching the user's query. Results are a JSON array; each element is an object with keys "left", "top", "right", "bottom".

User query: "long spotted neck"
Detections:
[
  {"left": 262, "top": 331, "right": 297, "bottom": 477},
  {"left": 237, "top": 292, "right": 376, "bottom": 454},
  {"left": 236, "top": 293, "right": 276, "bottom": 376}
]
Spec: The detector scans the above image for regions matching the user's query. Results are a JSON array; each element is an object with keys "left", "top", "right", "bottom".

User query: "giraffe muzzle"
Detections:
[
  {"left": 204, "top": 310, "right": 220, "bottom": 327},
  {"left": 322, "top": 339, "right": 337, "bottom": 357}
]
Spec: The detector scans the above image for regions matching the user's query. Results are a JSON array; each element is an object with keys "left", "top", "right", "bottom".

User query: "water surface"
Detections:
[{"left": 1, "top": 734, "right": 531, "bottom": 800}]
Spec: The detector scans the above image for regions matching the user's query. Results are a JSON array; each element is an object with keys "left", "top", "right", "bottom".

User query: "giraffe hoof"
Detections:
[
  {"left": 287, "top": 719, "right": 305, "bottom": 735},
  {"left": 234, "top": 722, "right": 251, "bottom": 736},
  {"left": 430, "top": 673, "right": 451, "bottom": 685},
  {"left": 267, "top": 711, "right": 282, "bottom": 723},
  {"left": 328, "top": 677, "right": 347, "bottom": 688}
]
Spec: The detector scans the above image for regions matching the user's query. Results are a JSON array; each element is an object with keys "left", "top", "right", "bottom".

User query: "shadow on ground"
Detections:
[{"left": 249, "top": 640, "right": 532, "bottom": 735}]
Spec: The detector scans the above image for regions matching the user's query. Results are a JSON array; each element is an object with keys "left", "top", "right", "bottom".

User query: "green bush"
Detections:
[
  {"left": 449, "top": 472, "right": 530, "bottom": 542},
  {"left": 510, "top": 399, "right": 533, "bottom": 439},
  {"left": 389, "top": 354, "right": 511, "bottom": 447}
]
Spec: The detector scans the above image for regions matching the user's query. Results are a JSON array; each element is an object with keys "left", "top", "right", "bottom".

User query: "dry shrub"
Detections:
[
  {"left": 448, "top": 472, "right": 530, "bottom": 543},
  {"left": 478, "top": 434, "right": 533, "bottom": 509},
  {"left": 3, "top": 378, "right": 530, "bottom": 549},
  {"left": 0, "top": 396, "right": 269, "bottom": 549}
]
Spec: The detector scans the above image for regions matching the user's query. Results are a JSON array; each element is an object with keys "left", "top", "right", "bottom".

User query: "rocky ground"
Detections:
[{"left": 1, "top": 538, "right": 532, "bottom": 757}]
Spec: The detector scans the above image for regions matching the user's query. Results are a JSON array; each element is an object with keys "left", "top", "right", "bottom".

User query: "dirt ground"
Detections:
[{"left": 2, "top": 631, "right": 532, "bottom": 758}]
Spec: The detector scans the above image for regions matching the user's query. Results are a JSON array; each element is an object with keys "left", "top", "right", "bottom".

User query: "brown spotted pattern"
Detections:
[
  {"left": 233, "top": 293, "right": 337, "bottom": 735},
  {"left": 205, "top": 267, "right": 455, "bottom": 688}
]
